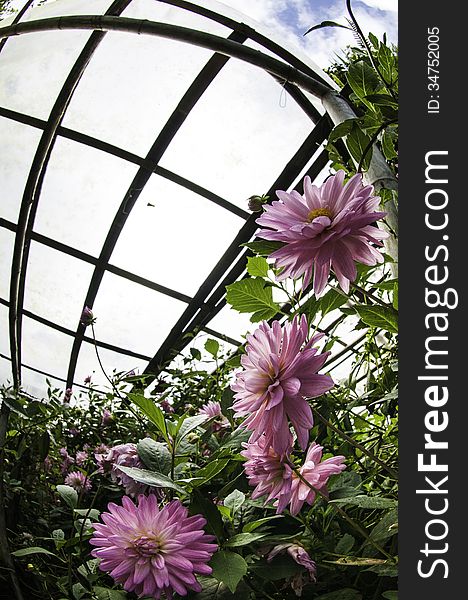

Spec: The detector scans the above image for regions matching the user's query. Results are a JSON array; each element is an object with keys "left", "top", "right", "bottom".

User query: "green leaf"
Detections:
[
  {"left": 194, "top": 459, "right": 230, "bottom": 486},
  {"left": 331, "top": 495, "right": 397, "bottom": 509},
  {"left": 347, "top": 125, "right": 372, "bottom": 170},
  {"left": 224, "top": 490, "right": 245, "bottom": 515},
  {"left": 190, "top": 489, "right": 225, "bottom": 541},
  {"left": 93, "top": 587, "right": 127, "bottom": 600},
  {"left": 335, "top": 533, "right": 355, "bottom": 555},
  {"left": 210, "top": 550, "right": 248, "bottom": 593},
  {"left": 176, "top": 414, "right": 209, "bottom": 443},
  {"left": 370, "top": 509, "right": 398, "bottom": 542},
  {"left": 326, "top": 557, "right": 387, "bottom": 567},
  {"left": 205, "top": 338, "right": 220, "bottom": 357},
  {"left": 320, "top": 288, "right": 348, "bottom": 316},
  {"left": 347, "top": 60, "right": 380, "bottom": 101},
  {"left": 328, "top": 118, "right": 358, "bottom": 143},
  {"left": 381, "top": 131, "right": 397, "bottom": 160},
  {"left": 219, "top": 427, "right": 251, "bottom": 450},
  {"left": 368, "top": 32, "right": 380, "bottom": 49},
  {"left": 12, "top": 547, "right": 55, "bottom": 558},
  {"left": 250, "top": 555, "right": 303, "bottom": 581},
  {"left": 246, "top": 256, "right": 269, "bottom": 278},
  {"left": 224, "top": 532, "right": 266, "bottom": 547},
  {"left": 355, "top": 305, "right": 398, "bottom": 333},
  {"left": 315, "top": 589, "right": 362, "bottom": 600},
  {"left": 193, "top": 576, "right": 250, "bottom": 599},
  {"left": 191, "top": 347, "right": 202, "bottom": 360},
  {"left": 365, "top": 563, "right": 398, "bottom": 577},
  {"left": 56, "top": 484, "right": 78, "bottom": 509},
  {"left": 364, "top": 94, "right": 398, "bottom": 108},
  {"left": 382, "top": 592, "right": 398, "bottom": 600},
  {"left": 73, "top": 509, "right": 100, "bottom": 521},
  {"left": 128, "top": 393, "right": 167, "bottom": 440},
  {"left": 137, "top": 438, "right": 171, "bottom": 475},
  {"left": 378, "top": 44, "right": 397, "bottom": 85},
  {"left": 243, "top": 515, "right": 283, "bottom": 532},
  {"left": 304, "top": 20, "right": 350, "bottom": 35},
  {"left": 220, "top": 388, "right": 235, "bottom": 425},
  {"left": 116, "top": 466, "right": 184, "bottom": 493},
  {"left": 226, "top": 278, "right": 279, "bottom": 322},
  {"left": 242, "top": 240, "right": 284, "bottom": 257}
]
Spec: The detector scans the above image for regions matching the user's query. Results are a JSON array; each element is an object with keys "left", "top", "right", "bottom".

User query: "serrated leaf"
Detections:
[
  {"left": 355, "top": 305, "right": 398, "bottom": 333},
  {"left": 128, "top": 393, "right": 167, "bottom": 440},
  {"left": 56, "top": 484, "right": 78, "bottom": 509},
  {"left": 242, "top": 240, "right": 284, "bottom": 256},
  {"left": 137, "top": 438, "right": 171, "bottom": 475},
  {"left": 304, "top": 20, "right": 350, "bottom": 35},
  {"left": 205, "top": 338, "right": 220, "bottom": 357},
  {"left": 224, "top": 490, "right": 245, "bottom": 514},
  {"left": 347, "top": 60, "right": 380, "bottom": 101},
  {"left": 246, "top": 256, "right": 269, "bottom": 278},
  {"left": 328, "top": 118, "right": 358, "bottom": 143},
  {"left": 381, "top": 131, "right": 397, "bottom": 160},
  {"left": 370, "top": 508, "right": 398, "bottom": 542},
  {"left": 347, "top": 125, "right": 372, "bottom": 170},
  {"left": 210, "top": 550, "right": 248, "bottom": 593},
  {"left": 193, "top": 576, "right": 250, "bottom": 599},
  {"left": 224, "top": 532, "right": 266, "bottom": 547},
  {"left": 331, "top": 495, "right": 397, "bottom": 509},
  {"left": 226, "top": 278, "right": 279, "bottom": 321},
  {"left": 116, "top": 466, "right": 184, "bottom": 493},
  {"left": 12, "top": 547, "right": 55, "bottom": 557},
  {"left": 193, "top": 459, "right": 230, "bottom": 486},
  {"left": 320, "top": 288, "right": 348, "bottom": 316}
]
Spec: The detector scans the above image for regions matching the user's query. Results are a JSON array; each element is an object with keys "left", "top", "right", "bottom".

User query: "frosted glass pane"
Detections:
[
  {"left": 0, "top": 227, "right": 14, "bottom": 300},
  {"left": 169, "top": 330, "right": 237, "bottom": 375},
  {"left": 0, "top": 355, "right": 13, "bottom": 389},
  {"left": 21, "top": 368, "right": 67, "bottom": 401},
  {"left": 63, "top": 30, "right": 217, "bottom": 156},
  {"left": 24, "top": 241, "right": 94, "bottom": 330},
  {"left": 21, "top": 316, "right": 74, "bottom": 379},
  {"left": 111, "top": 175, "right": 244, "bottom": 296},
  {"left": 0, "top": 303, "right": 10, "bottom": 358},
  {"left": 92, "top": 271, "right": 187, "bottom": 356},
  {"left": 34, "top": 136, "right": 139, "bottom": 256},
  {"left": 75, "top": 341, "right": 147, "bottom": 391},
  {"left": 0, "top": 119, "right": 43, "bottom": 224},
  {"left": 207, "top": 304, "right": 256, "bottom": 342},
  {"left": 160, "top": 58, "right": 313, "bottom": 204}
]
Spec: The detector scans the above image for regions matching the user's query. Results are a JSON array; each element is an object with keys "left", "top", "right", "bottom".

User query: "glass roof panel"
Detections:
[
  {"left": 92, "top": 271, "right": 187, "bottom": 356},
  {"left": 0, "top": 303, "right": 10, "bottom": 359},
  {"left": 0, "top": 118, "right": 43, "bottom": 224},
  {"left": 0, "top": 227, "right": 14, "bottom": 300},
  {"left": 33, "top": 136, "right": 140, "bottom": 257},
  {"left": 23, "top": 241, "right": 94, "bottom": 330},
  {"left": 62, "top": 30, "right": 220, "bottom": 156},
  {"left": 111, "top": 174, "right": 245, "bottom": 297},
  {"left": 159, "top": 58, "right": 314, "bottom": 204}
]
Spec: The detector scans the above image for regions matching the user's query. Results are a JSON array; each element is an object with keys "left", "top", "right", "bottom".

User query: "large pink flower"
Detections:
[
  {"left": 232, "top": 316, "right": 333, "bottom": 455},
  {"left": 289, "top": 442, "right": 346, "bottom": 516},
  {"left": 90, "top": 495, "right": 217, "bottom": 599},
  {"left": 241, "top": 436, "right": 292, "bottom": 513},
  {"left": 256, "top": 171, "right": 388, "bottom": 295}
]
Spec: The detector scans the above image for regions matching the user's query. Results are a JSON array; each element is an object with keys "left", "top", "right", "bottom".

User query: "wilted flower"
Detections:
[
  {"left": 64, "top": 471, "right": 92, "bottom": 493},
  {"left": 289, "top": 443, "right": 346, "bottom": 516},
  {"left": 80, "top": 306, "right": 95, "bottom": 327},
  {"left": 98, "top": 443, "right": 156, "bottom": 497},
  {"left": 241, "top": 436, "right": 292, "bottom": 513},
  {"left": 90, "top": 495, "right": 217, "bottom": 599},
  {"left": 232, "top": 316, "right": 333, "bottom": 455},
  {"left": 256, "top": 171, "right": 388, "bottom": 295},
  {"left": 101, "top": 408, "right": 113, "bottom": 426},
  {"left": 268, "top": 543, "right": 317, "bottom": 596},
  {"left": 59, "top": 447, "right": 74, "bottom": 474},
  {"left": 63, "top": 388, "right": 72, "bottom": 402},
  {"left": 84, "top": 375, "right": 92, "bottom": 384},
  {"left": 75, "top": 450, "right": 88, "bottom": 466}
]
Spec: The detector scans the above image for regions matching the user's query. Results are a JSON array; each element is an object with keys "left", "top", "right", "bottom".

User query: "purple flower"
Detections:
[
  {"left": 232, "top": 316, "right": 333, "bottom": 455},
  {"left": 241, "top": 436, "right": 292, "bottom": 514},
  {"left": 59, "top": 447, "right": 74, "bottom": 474},
  {"left": 80, "top": 306, "right": 95, "bottom": 327},
  {"left": 256, "top": 171, "right": 388, "bottom": 295},
  {"left": 75, "top": 450, "right": 88, "bottom": 466},
  {"left": 90, "top": 495, "right": 218, "bottom": 599},
  {"left": 268, "top": 543, "right": 317, "bottom": 596},
  {"left": 198, "top": 401, "right": 229, "bottom": 432},
  {"left": 98, "top": 443, "right": 156, "bottom": 497},
  {"left": 101, "top": 408, "right": 113, "bottom": 426},
  {"left": 64, "top": 471, "right": 92, "bottom": 493},
  {"left": 159, "top": 398, "right": 174, "bottom": 414},
  {"left": 84, "top": 375, "right": 92, "bottom": 384},
  {"left": 289, "top": 442, "right": 346, "bottom": 516},
  {"left": 63, "top": 388, "right": 72, "bottom": 402}
]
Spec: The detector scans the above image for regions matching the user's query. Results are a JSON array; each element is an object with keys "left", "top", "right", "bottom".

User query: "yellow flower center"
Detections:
[{"left": 306, "top": 207, "right": 333, "bottom": 223}]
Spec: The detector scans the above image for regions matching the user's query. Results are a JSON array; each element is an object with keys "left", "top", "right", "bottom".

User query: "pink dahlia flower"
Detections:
[
  {"left": 98, "top": 443, "right": 156, "bottom": 497},
  {"left": 64, "top": 471, "right": 92, "bottom": 493},
  {"left": 198, "top": 401, "right": 229, "bottom": 432},
  {"left": 59, "top": 447, "right": 74, "bottom": 474},
  {"left": 90, "top": 495, "right": 217, "bottom": 599},
  {"left": 289, "top": 443, "right": 346, "bottom": 516},
  {"left": 256, "top": 171, "right": 388, "bottom": 295},
  {"left": 75, "top": 450, "right": 88, "bottom": 466},
  {"left": 101, "top": 408, "right": 113, "bottom": 426},
  {"left": 241, "top": 437, "right": 292, "bottom": 513},
  {"left": 232, "top": 315, "right": 333, "bottom": 455}
]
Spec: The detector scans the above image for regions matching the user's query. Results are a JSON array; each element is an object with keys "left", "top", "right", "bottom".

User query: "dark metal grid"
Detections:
[
  {"left": 0, "top": 2, "right": 341, "bottom": 394},
  {"left": 0, "top": 0, "right": 33, "bottom": 54},
  {"left": 8, "top": 0, "right": 133, "bottom": 389},
  {"left": 0, "top": 107, "right": 250, "bottom": 220}
]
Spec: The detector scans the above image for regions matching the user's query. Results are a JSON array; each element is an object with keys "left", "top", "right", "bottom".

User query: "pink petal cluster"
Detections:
[
  {"left": 96, "top": 443, "right": 154, "bottom": 497},
  {"left": 64, "top": 471, "right": 92, "bottom": 493},
  {"left": 256, "top": 171, "right": 388, "bottom": 295},
  {"left": 232, "top": 315, "right": 333, "bottom": 455},
  {"left": 198, "top": 401, "right": 229, "bottom": 431},
  {"left": 59, "top": 447, "right": 74, "bottom": 474},
  {"left": 289, "top": 443, "right": 346, "bottom": 516},
  {"left": 267, "top": 542, "right": 317, "bottom": 579},
  {"left": 241, "top": 436, "right": 292, "bottom": 514},
  {"left": 75, "top": 450, "right": 88, "bottom": 466},
  {"left": 90, "top": 495, "right": 217, "bottom": 599}
]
